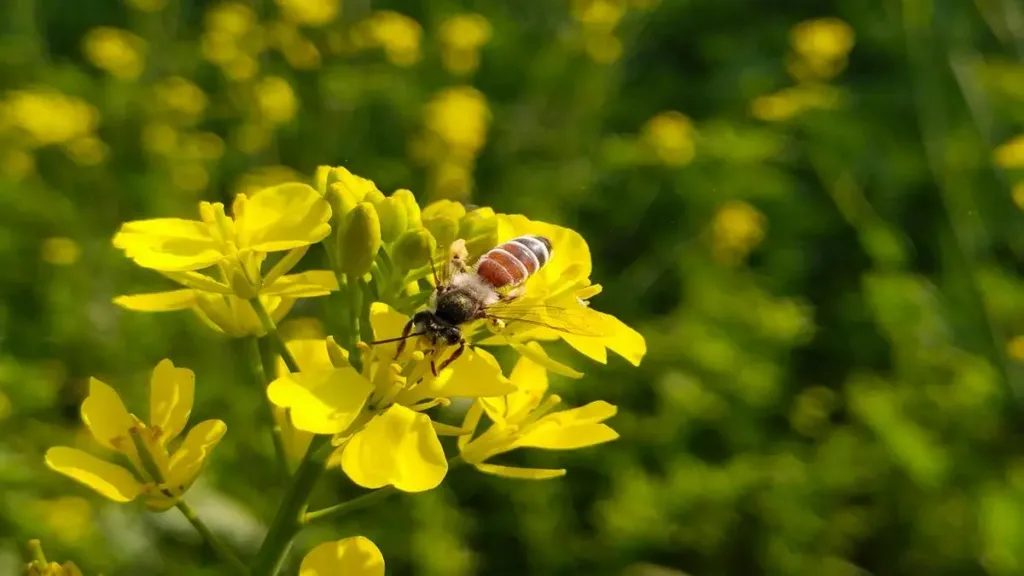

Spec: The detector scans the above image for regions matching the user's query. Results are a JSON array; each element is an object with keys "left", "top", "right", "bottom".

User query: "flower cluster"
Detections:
[{"left": 43, "top": 164, "right": 645, "bottom": 575}]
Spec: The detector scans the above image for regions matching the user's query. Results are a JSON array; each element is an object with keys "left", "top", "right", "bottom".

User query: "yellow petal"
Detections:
[
  {"left": 113, "top": 218, "right": 223, "bottom": 272},
  {"left": 562, "top": 332, "right": 608, "bottom": 364},
  {"left": 45, "top": 447, "right": 141, "bottom": 502},
  {"left": 398, "top": 347, "right": 515, "bottom": 405},
  {"left": 262, "top": 270, "right": 339, "bottom": 298},
  {"left": 596, "top": 310, "right": 646, "bottom": 366},
  {"left": 81, "top": 378, "right": 134, "bottom": 451},
  {"left": 506, "top": 339, "right": 584, "bottom": 379},
  {"left": 368, "top": 302, "right": 414, "bottom": 360},
  {"left": 500, "top": 348, "right": 549, "bottom": 419},
  {"left": 236, "top": 183, "right": 333, "bottom": 252},
  {"left": 267, "top": 368, "right": 373, "bottom": 434},
  {"left": 149, "top": 359, "right": 194, "bottom": 444},
  {"left": 341, "top": 405, "right": 447, "bottom": 492},
  {"left": 113, "top": 289, "right": 198, "bottom": 312},
  {"left": 517, "top": 401, "right": 619, "bottom": 450},
  {"left": 276, "top": 339, "right": 334, "bottom": 376},
  {"left": 474, "top": 463, "right": 566, "bottom": 480},
  {"left": 299, "top": 536, "right": 385, "bottom": 576},
  {"left": 164, "top": 419, "right": 227, "bottom": 489}
]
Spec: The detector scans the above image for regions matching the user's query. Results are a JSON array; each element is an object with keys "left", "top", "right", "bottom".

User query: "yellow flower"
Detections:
[
  {"left": 425, "top": 86, "right": 490, "bottom": 157},
  {"left": 0, "top": 89, "right": 98, "bottom": 148},
  {"left": 111, "top": 183, "right": 336, "bottom": 301},
  {"left": 750, "top": 84, "right": 842, "bottom": 122},
  {"left": 154, "top": 77, "right": 208, "bottom": 119},
  {"left": 365, "top": 11, "right": 423, "bottom": 67},
  {"left": 82, "top": 27, "right": 148, "bottom": 80},
  {"left": 45, "top": 360, "right": 226, "bottom": 511},
  {"left": 473, "top": 214, "right": 647, "bottom": 373},
  {"left": 439, "top": 14, "right": 492, "bottom": 74},
  {"left": 255, "top": 76, "right": 299, "bottom": 125},
  {"left": 641, "top": 111, "right": 695, "bottom": 166},
  {"left": 276, "top": 0, "right": 339, "bottom": 27},
  {"left": 113, "top": 290, "right": 297, "bottom": 337},
  {"left": 790, "top": 18, "right": 855, "bottom": 63},
  {"left": 995, "top": 134, "right": 1024, "bottom": 168},
  {"left": 300, "top": 536, "right": 385, "bottom": 576},
  {"left": 710, "top": 200, "right": 765, "bottom": 265},
  {"left": 41, "top": 237, "right": 81, "bottom": 266},
  {"left": 267, "top": 304, "right": 514, "bottom": 492},
  {"left": 458, "top": 346, "right": 619, "bottom": 479},
  {"left": 272, "top": 339, "right": 325, "bottom": 463}
]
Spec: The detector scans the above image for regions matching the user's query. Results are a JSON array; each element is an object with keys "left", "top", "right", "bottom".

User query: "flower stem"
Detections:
[
  {"left": 250, "top": 435, "right": 331, "bottom": 576},
  {"left": 26, "top": 539, "right": 47, "bottom": 565},
  {"left": 250, "top": 297, "right": 301, "bottom": 374},
  {"left": 244, "top": 337, "right": 289, "bottom": 475},
  {"left": 176, "top": 500, "right": 250, "bottom": 576},
  {"left": 301, "top": 456, "right": 464, "bottom": 525}
]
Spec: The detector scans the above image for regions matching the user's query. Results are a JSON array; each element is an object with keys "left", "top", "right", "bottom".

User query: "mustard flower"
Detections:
[
  {"left": 267, "top": 303, "right": 514, "bottom": 492},
  {"left": 45, "top": 360, "right": 226, "bottom": 511},
  {"left": 300, "top": 536, "right": 385, "bottom": 576},
  {"left": 458, "top": 344, "right": 619, "bottom": 479},
  {"left": 114, "top": 289, "right": 297, "bottom": 337},
  {"left": 112, "top": 183, "right": 337, "bottom": 323}
]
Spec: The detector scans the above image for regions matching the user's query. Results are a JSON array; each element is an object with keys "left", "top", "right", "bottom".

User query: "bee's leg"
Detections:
[
  {"left": 396, "top": 312, "right": 428, "bottom": 358},
  {"left": 436, "top": 340, "right": 466, "bottom": 373}
]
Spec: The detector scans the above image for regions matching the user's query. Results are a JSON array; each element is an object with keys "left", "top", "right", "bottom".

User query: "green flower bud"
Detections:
[
  {"left": 460, "top": 207, "right": 499, "bottom": 258},
  {"left": 323, "top": 167, "right": 379, "bottom": 222},
  {"left": 375, "top": 197, "right": 409, "bottom": 243},
  {"left": 328, "top": 182, "right": 359, "bottom": 224},
  {"left": 338, "top": 202, "right": 382, "bottom": 279},
  {"left": 392, "top": 228, "right": 437, "bottom": 272},
  {"left": 423, "top": 215, "right": 460, "bottom": 251},
  {"left": 392, "top": 188, "right": 422, "bottom": 228}
]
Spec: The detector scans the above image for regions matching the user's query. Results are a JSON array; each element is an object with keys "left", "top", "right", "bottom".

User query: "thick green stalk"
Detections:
[
  {"left": 244, "top": 337, "right": 289, "bottom": 475},
  {"left": 177, "top": 501, "right": 250, "bottom": 576},
  {"left": 250, "top": 435, "right": 331, "bottom": 576},
  {"left": 250, "top": 297, "right": 301, "bottom": 374}
]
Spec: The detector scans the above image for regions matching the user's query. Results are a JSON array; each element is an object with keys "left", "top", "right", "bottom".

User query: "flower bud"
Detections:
[
  {"left": 324, "top": 167, "right": 378, "bottom": 221},
  {"left": 392, "top": 228, "right": 437, "bottom": 271},
  {"left": 391, "top": 188, "right": 422, "bottom": 228},
  {"left": 460, "top": 207, "right": 498, "bottom": 257},
  {"left": 338, "top": 202, "right": 382, "bottom": 279},
  {"left": 327, "top": 182, "right": 360, "bottom": 224},
  {"left": 423, "top": 216, "right": 460, "bottom": 250},
  {"left": 314, "top": 165, "right": 332, "bottom": 197},
  {"left": 374, "top": 196, "right": 409, "bottom": 243}
]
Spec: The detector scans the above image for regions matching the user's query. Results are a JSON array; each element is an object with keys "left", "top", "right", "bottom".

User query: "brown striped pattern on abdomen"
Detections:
[{"left": 475, "top": 235, "right": 552, "bottom": 289}]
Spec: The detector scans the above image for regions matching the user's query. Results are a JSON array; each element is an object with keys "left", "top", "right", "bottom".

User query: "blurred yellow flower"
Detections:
[
  {"left": 788, "top": 18, "right": 855, "bottom": 82},
  {"left": 300, "top": 536, "right": 385, "bottom": 576},
  {"left": 30, "top": 496, "right": 94, "bottom": 543},
  {"left": 154, "top": 77, "right": 208, "bottom": 119},
  {"left": 584, "top": 32, "right": 623, "bottom": 64},
  {"left": 459, "top": 347, "right": 619, "bottom": 480},
  {"left": 750, "top": 84, "right": 842, "bottom": 122},
  {"left": 63, "top": 135, "right": 109, "bottom": 166},
  {"left": 1007, "top": 335, "right": 1024, "bottom": 361},
  {"left": 364, "top": 11, "right": 423, "bottom": 67},
  {"left": 641, "top": 111, "right": 696, "bottom": 166},
  {"left": 234, "top": 122, "right": 271, "bottom": 153},
  {"left": 710, "top": 200, "right": 766, "bottom": 265},
  {"left": 0, "top": 89, "right": 98, "bottom": 147},
  {"left": 426, "top": 86, "right": 491, "bottom": 156},
  {"left": 276, "top": 0, "right": 339, "bottom": 27},
  {"left": 440, "top": 14, "right": 492, "bottom": 74},
  {"left": 0, "top": 149, "right": 35, "bottom": 180},
  {"left": 172, "top": 163, "right": 210, "bottom": 193},
  {"left": 82, "top": 27, "right": 148, "bottom": 80},
  {"left": 256, "top": 76, "right": 299, "bottom": 124},
  {"left": 206, "top": 2, "right": 255, "bottom": 36},
  {"left": 1012, "top": 182, "right": 1024, "bottom": 210},
  {"left": 995, "top": 134, "right": 1024, "bottom": 168},
  {"left": 142, "top": 123, "right": 178, "bottom": 155},
  {"left": 45, "top": 360, "right": 226, "bottom": 511},
  {"left": 41, "top": 237, "right": 81, "bottom": 266},
  {"left": 572, "top": 0, "right": 627, "bottom": 31}
]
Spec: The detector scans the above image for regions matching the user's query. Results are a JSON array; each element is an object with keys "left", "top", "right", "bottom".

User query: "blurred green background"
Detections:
[{"left": 3, "top": 0, "right": 1024, "bottom": 574}]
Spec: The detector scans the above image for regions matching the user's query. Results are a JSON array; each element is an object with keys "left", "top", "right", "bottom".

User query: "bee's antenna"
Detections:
[
  {"left": 369, "top": 332, "right": 427, "bottom": 345},
  {"left": 429, "top": 252, "right": 441, "bottom": 287}
]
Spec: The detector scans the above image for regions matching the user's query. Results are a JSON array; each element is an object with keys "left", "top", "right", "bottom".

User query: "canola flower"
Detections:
[{"left": 42, "top": 164, "right": 645, "bottom": 576}]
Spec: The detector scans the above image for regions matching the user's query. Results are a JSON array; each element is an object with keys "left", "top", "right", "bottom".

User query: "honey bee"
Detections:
[{"left": 378, "top": 235, "right": 591, "bottom": 374}]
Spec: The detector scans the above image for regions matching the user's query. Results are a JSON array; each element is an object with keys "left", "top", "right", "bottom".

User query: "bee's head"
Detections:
[{"left": 421, "top": 311, "right": 463, "bottom": 346}]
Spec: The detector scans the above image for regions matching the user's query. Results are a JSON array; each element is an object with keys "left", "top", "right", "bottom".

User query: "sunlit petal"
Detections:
[
  {"left": 276, "top": 339, "right": 335, "bottom": 376},
  {"left": 517, "top": 401, "right": 619, "bottom": 450},
  {"left": 262, "top": 270, "right": 339, "bottom": 298},
  {"left": 45, "top": 447, "right": 141, "bottom": 502},
  {"left": 341, "top": 405, "right": 447, "bottom": 492},
  {"left": 81, "top": 378, "right": 134, "bottom": 451},
  {"left": 149, "top": 359, "right": 195, "bottom": 445},
  {"left": 113, "top": 218, "right": 223, "bottom": 271},
  {"left": 506, "top": 339, "right": 584, "bottom": 379},
  {"left": 164, "top": 419, "right": 227, "bottom": 489},
  {"left": 299, "top": 536, "right": 385, "bottom": 576},
  {"left": 113, "top": 290, "right": 198, "bottom": 312},
  {"left": 236, "top": 183, "right": 333, "bottom": 252},
  {"left": 267, "top": 368, "right": 373, "bottom": 434},
  {"left": 368, "top": 302, "right": 414, "bottom": 360},
  {"left": 398, "top": 347, "right": 514, "bottom": 404}
]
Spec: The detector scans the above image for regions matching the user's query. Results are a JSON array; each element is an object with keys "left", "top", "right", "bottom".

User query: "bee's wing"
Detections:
[{"left": 483, "top": 302, "right": 604, "bottom": 337}]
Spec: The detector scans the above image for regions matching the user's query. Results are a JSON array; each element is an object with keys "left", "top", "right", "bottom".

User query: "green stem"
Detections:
[
  {"left": 302, "top": 456, "right": 464, "bottom": 524},
  {"left": 244, "top": 337, "right": 289, "bottom": 475},
  {"left": 250, "top": 435, "right": 331, "bottom": 576},
  {"left": 177, "top": 500, "right": 250, "bottom": 576},
  {"left": 250, "top": 297, "right": 301, "bottom": 374},
  {"left": 26, "top": 539, "right": 46, "bottom": 565}
]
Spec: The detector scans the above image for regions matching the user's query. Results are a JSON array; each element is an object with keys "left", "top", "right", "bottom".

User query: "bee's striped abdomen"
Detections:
[{"left": 476, "top": 235, "right": 552, "bottom": 289}]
